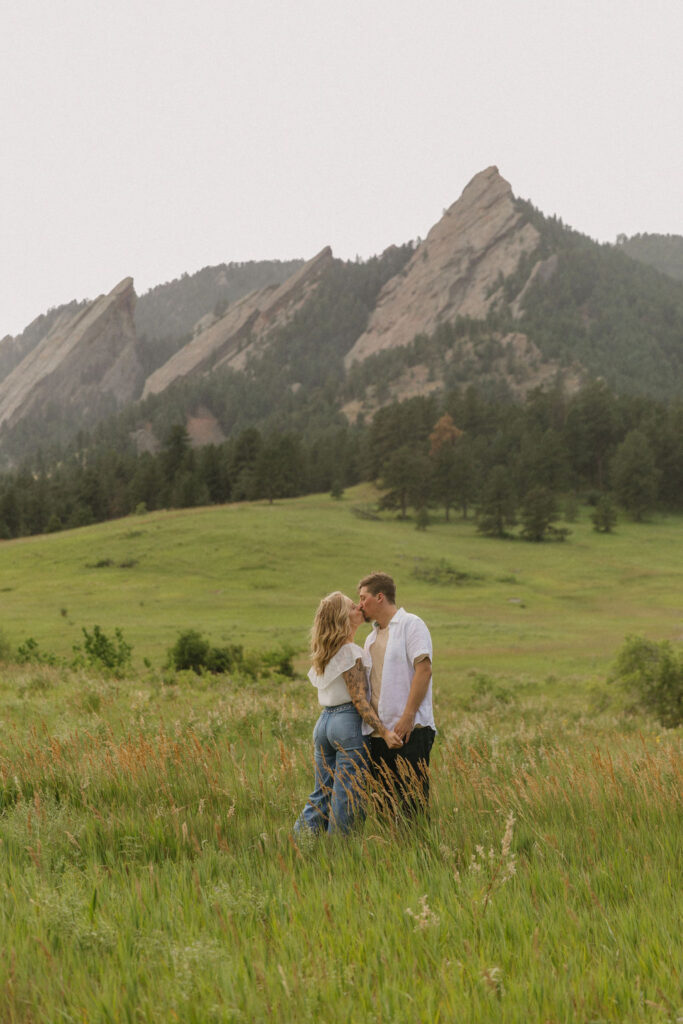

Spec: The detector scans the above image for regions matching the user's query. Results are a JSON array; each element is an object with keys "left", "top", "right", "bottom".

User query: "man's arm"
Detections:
[
  {"left": 393, "top": 657, "right": 432, "bottom": 743},
  {"left": 343, "top": 660, "right": 402, "bottom": 748}
]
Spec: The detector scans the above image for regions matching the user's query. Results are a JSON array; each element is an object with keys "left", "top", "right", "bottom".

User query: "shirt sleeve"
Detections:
[
  {"left": 323, "top": 643, "right": 363, "bottom": 683},
  {"left": 405, "top": 616, "right": 432, "bottom": 667}
]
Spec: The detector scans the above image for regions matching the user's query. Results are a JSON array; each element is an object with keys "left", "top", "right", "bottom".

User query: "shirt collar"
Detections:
[{"left": 373, "top": 608, "right": 403, "bottom": 630}]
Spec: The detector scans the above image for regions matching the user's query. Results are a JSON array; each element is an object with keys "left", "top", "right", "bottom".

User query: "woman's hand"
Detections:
[{"left": 383, "top": 729, "right": 403, "bottom": 749}]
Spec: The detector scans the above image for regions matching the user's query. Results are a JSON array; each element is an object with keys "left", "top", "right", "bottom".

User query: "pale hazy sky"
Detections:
[{"left": 2, "top": 0, "right": 682, "bottom": 337}]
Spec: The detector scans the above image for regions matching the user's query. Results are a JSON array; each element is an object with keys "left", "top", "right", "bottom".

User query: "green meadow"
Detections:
[
  {"left": 2, "top": 484, "right": 681, "bottom": 678},
  {"left": 0, "top": 488, "right": 681, "bottom": 1022}
]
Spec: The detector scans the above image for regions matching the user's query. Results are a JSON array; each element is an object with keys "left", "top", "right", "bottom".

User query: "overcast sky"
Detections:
[{"left": 2, "top": 0, "right": 682, "bottom": 337}]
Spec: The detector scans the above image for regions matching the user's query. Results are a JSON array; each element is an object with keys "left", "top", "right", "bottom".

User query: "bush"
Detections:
[
  {"left": 16, "top": 637, "right": 60, "bottom": 667},
  {"left": 260, "top": 644, "right": 296, "bottom": 678},
  {"left": 611, "top": 636, "right": 682, "bottom": 728},
  {"left": 412, "top": 559, "right": 482, "bottom": 585},
  {"left": 206, "top": 643, "right": 245, "bottom": 675},
  {"left": 168, "top": 630, "right": 244, "bottom": 676},
  {"left": 73, "top": 626, "right": 132, "bottom": 676},
  {"left": 168, "top": 630, "right": 211, "bottom": 673},
  {"left": 167, "top": 631, "right": 295, "bottom": 679}
]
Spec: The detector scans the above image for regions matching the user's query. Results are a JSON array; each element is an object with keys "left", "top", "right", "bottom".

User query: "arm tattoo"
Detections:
[{"left": 343, "top": 659, "right": 385, "bottom": 735}]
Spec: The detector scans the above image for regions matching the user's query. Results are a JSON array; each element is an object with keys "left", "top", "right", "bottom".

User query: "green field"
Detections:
[
  {"left": 0, "top": 489, "right": 681, "bottom": 1022},
  {"left": 2, "top": 485, "right": 681, "bottom": 678}
]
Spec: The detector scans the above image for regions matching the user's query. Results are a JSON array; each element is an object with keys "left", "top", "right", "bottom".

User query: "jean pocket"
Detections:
[{"left": 330, "top": 709, "right": 363, "bottom": 749}]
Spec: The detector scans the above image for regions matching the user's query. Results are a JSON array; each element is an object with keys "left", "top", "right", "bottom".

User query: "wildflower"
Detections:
[{"left": 406, "top": 895, "right": 440, "bottom": 931}]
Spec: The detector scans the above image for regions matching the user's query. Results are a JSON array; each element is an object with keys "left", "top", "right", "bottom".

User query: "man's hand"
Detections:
[
  {"left": 393, "top": 658, "right": 432, "bottom": 743},
  {"left": 393, "top": 710, "right": 416, "bottom": 744}
]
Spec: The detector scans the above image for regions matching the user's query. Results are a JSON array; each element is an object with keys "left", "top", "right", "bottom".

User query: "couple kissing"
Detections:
[{"left": 294, "top": 571, "right": 436, "bottom": 836}]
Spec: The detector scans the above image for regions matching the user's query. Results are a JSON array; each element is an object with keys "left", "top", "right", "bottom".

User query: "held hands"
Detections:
[{"left": 383, "top": 728, "right": 403, "bottom": 749}]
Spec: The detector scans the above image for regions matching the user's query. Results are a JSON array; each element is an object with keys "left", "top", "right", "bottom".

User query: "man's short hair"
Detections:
[{"left": 358, "top": 571, "right": 396, "bottom": 605}]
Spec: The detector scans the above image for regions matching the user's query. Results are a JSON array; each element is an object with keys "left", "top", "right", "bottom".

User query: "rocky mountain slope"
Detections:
[
  {"left": 0, "top": 278, "right": 141, "bottom": 433},
  {"left": 345, "top": 167, "right": 540, "bottom": 366},
  {"left": 142, "top": 248, "right": 333, "bottom": 397},
  {"left": 2, "top": 167, "right": 682, "bottom": 464}
]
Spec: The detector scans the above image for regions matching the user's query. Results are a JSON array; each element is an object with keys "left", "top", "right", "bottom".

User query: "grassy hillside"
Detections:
[
  {"left": 0, "top": 490, "right": 680, "bottom": 1022},
  {"left": 1, "top": 485, "right": 681, "bottom": 686}
]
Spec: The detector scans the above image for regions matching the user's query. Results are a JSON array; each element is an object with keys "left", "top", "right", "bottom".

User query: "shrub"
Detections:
[
  {"left": 260, "top": 644, "right": 296, "bottom": 678},
  {"left": 611, "top": 635, "right": 682, "bottom": 728},
  {"left": 167, "top": 631, "right": 294, "bottom": 679},
  {"left": 16, "top": 637, "right": 59, "bottom": 667},
  {"left": 412, "top": 558, "right": 482, "bottom": 585},
  {"left": 168, "top": 630, "right": 244, "bottom": 676},
  {"left": 169, "top": 630, "right": 211, "bottom": 673},
  {"left": 73, "top": 626, "right": 132, "bottom": 676},
  {"left": 206, "top": 643, "right": 244, "bottom": 675}
]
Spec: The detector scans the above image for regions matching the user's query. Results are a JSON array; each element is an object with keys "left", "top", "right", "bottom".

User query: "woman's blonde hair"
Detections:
[{"left": 310, "top": 591, "right": 351, "bottom": 675}]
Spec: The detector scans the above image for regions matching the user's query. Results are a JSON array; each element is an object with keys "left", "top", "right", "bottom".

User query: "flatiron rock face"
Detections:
[
  {"left": 344, "top": 167, "right": 540, "bottom": 367},
  {"left": 0, "top": 277, "right": 143, "bottom": 430},
  {"left": 142, "top": 248, "right": 334, "bottom": 397}
]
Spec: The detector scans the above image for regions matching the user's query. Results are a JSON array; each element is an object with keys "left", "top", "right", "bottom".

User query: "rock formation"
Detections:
[
  {"left": 344, "top": 167, "right": 540, "bottom": 367},
  {"left": 143, "top": 248, "right": 334, "bottom": 397},
  {"left": 0, "top": 278, "right": 143, "bottom": 431}
]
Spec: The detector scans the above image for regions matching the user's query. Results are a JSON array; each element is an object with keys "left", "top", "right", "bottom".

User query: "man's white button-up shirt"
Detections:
[{"left": 363, "top": 607, "right": 435, "bottom": 734}]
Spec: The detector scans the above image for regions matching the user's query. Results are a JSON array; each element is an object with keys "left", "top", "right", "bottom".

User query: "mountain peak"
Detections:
[
  {"left": 0, "top": 277, "right": 142, "bottom": 432},
  {"left": 344, "top": 168, "right": 538, "bottom": 366}
]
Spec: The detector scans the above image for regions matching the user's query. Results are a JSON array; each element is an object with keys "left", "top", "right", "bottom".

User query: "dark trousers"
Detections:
[{"left": 368, "top": 727, "right": 435, "bottom": 819}]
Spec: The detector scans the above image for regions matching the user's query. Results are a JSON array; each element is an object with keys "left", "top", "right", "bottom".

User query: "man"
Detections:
[{"left": 357, "top": 571, "right": 435, "bottom": 816}]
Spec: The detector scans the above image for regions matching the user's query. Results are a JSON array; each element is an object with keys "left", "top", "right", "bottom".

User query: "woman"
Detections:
[{"left": 294, "top": 591, "right": 402, "bottom": 836}]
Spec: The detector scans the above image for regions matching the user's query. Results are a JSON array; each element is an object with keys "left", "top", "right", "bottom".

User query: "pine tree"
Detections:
[
  {"left": 591, "top": 495, "right": 618, "bottom": 533},
  {"left": 611, "top": 430, "right": 660, "bottom": 521},
  {"left": 476, "top": 466, "right": 517, "bottom": 538},
  {"left": 520, "top": 486, "right": 568, "bottom": 541}
]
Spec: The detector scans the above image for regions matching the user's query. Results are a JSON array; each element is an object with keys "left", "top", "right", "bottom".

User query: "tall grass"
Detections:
[{"left": 0, "top": 661, "right": 680, "bottom": 1022}]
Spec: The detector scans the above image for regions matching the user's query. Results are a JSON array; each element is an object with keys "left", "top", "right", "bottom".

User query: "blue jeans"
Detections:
[{"left": 294, "top": 702, "right": 369, "bottom": 836}]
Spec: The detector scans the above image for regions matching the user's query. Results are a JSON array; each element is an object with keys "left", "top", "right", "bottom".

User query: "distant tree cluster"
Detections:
[
  {"left": 366, "top": 381, "right": 681, "bottom": 539},
  {"left": 0, "top": 420, "right": 362, "bottom": 537},
  {"left": 616, "top": 233, "right": 683, "bottom": 283}
]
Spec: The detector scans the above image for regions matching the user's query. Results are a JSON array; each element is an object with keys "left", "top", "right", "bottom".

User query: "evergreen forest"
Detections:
[{"left": 1, "top": 378, "right": 680, "bottom": 542}]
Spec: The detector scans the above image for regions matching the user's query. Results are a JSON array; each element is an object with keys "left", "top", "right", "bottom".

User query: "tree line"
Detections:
[{"left": 0, "top": 379, "right": 680, "bottom": 540}]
